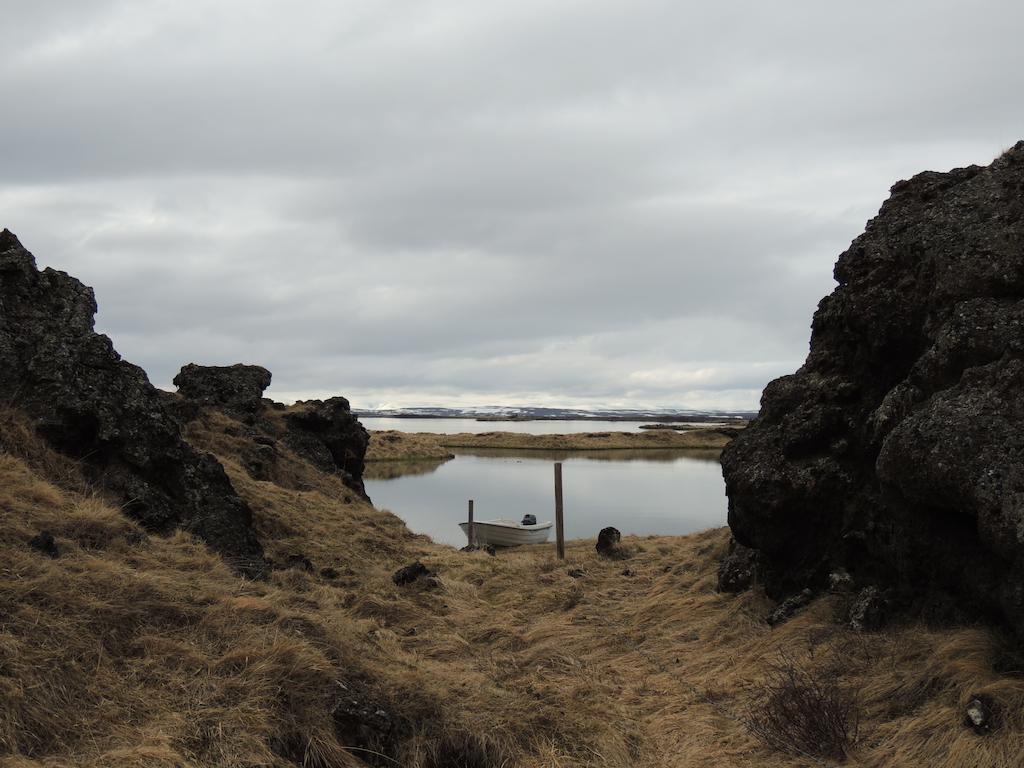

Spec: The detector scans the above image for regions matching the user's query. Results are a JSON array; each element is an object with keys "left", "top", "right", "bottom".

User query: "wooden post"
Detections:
[
  {"left": 468, "top": 499, "right": 475, "bottom": 549},
  {"left": 554, "top": 462, "right": 565, "bottom": 560}
]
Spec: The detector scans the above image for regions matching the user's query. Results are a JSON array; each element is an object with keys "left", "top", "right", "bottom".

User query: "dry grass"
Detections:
[
  {"left": 183, "top": 409, "right": 333, "bottom": 492},
  {"left": 365, "top": 428, "right": 733, "bottom": 461},
  {"left": 2, "top": 408, "right": 1024, "bottom": 767},
  {"left": 365, "top": 431, "right": 454, "bottom": 462}
]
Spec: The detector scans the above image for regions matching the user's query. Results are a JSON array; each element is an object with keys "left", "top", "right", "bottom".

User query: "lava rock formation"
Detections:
[
  {"left": 173, "top": 363, "right": 272, "bottom": 419},
  {"left": 170, "top": 364, "right": 370, "bottom": 499},
  {"left": 0, "top": 229, "right": 264, "bottom": 575},
  {"left": 721, "top": 142, "right": 1024, "bottom": 634},
  {"left": 283, "top": 397, "right": 370, "bottom": 498}
]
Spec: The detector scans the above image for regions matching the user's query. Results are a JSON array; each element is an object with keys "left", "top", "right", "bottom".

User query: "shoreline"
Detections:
[{"left": 365, "top": 426, "right": 738, "bottom": 461}]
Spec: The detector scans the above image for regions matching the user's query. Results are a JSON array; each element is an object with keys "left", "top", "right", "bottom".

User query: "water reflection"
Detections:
[
  {"left": 454, "top": 447, "right": 723, "bottom": 464},
  {"left": 366, "top": 449, "right": 727, "bottom": 547},
  {"left": 365, "top": 447, "right": 722, "bottom": 482},
  {"left": 363, "top": 456, "right": 451, "bottom": 480}
]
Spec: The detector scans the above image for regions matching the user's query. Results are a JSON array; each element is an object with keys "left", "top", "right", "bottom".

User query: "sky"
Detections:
[{"left": 3, "top": 1, "right": 1023, "bottom": 411}]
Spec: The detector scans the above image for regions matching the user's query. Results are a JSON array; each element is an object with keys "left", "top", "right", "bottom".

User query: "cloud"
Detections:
[{"left": 2, "top": 0, "right": 1022, "bottom": 409}]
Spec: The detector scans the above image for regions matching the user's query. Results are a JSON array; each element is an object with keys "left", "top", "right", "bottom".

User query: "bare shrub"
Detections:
[{"left": 746, "top": 650, "right": 860, "bottom": 762}]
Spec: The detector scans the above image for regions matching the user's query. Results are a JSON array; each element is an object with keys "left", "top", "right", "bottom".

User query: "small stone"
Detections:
[
  {"left": 285, "top": 553, "right": 314, "bottom": 572},
  {"left": 766, "top": 588, "right": 814, "bottom": 626},
  {"left": 964, "top": 695, "right": 995, "bottom": 734},
  {"left": 392, "top": 561, "right": 432, "bottom": 586},
  {"left": 28, "top": 531, "right": 59, "bottom": 558}
]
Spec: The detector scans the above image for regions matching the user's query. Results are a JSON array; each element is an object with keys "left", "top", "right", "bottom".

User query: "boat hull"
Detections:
[{"left": 459, "top": 519, "right": 553, "bottom": 547}]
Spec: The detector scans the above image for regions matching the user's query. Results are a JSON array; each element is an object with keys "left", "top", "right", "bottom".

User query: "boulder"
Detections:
[
  {"left": 595, "top": 526, "right": 630, "bottom": 559},
  {"left": 173, "top": 363, "right": 272, "bottom": 419},
  {"left": 28, "top": 531, "right": 59, "bottom": 558},
  {"left": 459, "top": 543, "right": 496, "bottom": 556},
  {"left": 0, "top": 230, "right": 264, "bottom": 576},
  {"left": 721, "top": 142, "right": 1024, "bottom": 634}
]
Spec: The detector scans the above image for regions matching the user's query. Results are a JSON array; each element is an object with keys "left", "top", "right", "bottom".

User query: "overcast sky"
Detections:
[{"left": 3, "top": 1, "right": 1022, "bottom": 411}]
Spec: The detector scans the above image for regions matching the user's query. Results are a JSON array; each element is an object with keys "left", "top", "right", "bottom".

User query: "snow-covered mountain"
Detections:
[{"left": 354, "top": 405, "right": 754, "bottom": 422}]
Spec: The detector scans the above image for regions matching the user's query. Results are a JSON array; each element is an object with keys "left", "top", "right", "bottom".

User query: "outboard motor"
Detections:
[{"left": 521, "top": 514, "right": 537, "bottom": 526}]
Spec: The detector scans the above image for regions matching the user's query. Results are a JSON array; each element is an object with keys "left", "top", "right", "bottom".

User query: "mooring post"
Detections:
[
  {"left": 468, "top": 499, "right": 475, "bottom": 548},
  {"left": 554, "top": 462, "right": 565, "bottom": 559}
]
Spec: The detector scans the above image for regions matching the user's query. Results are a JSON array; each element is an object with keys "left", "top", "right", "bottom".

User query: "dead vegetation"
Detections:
[
  {"left": 745, "top": 647, "right": 860, "bottom": 761},
  {"left": 364, "top": 431, "right": 454, "bottom": 462},
  {"left": 365, "top": 427, "right": 734, "bottom": 463},
  {"left": 3, "top": 408, "right": 1024, "bottom": 767}
]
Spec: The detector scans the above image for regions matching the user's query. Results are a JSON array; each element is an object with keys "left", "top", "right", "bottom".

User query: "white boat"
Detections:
[{"left": 459, "top": 518, "right": 553, "bottom": 547}]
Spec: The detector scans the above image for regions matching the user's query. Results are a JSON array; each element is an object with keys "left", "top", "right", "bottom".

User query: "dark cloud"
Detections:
[{"left": 2, "top": 1, "right": 1022, "bottom": 409}]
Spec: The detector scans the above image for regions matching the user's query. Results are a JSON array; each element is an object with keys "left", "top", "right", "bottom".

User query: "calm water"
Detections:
[
  {"left": 358, "top": 417, "right": 716, "bottom": 434},
  {"left": 366, "top": 448, "right": 727, "bottom": 547}
]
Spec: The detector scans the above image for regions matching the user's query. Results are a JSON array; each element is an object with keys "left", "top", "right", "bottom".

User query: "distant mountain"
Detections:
[{"left": 353, "top": 406, "right": 756, "bottom": 422}]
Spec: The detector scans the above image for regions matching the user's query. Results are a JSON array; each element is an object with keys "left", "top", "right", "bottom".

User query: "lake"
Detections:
[{"left": 365, "top": 447, "right": 727, "bottom": 548}]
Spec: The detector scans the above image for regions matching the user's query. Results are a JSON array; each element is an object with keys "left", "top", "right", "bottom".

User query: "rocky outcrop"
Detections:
[
  {"left": 284, "top": 397, "right": 369, "bottom": 498},
  {"left": 721, "top": 143, "right": 1024, "bottom": 634},
  {"left": 173, "top": 363, "right": 272, "bottom": 419},
  {"left": 168, "top": 363, "right": 370, "bottom": 499},
  {"left": 0, "top": 230, "right": 264, "bottom": 575}
]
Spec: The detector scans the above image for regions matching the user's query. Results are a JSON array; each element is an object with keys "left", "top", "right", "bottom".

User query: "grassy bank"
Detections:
[
  {"left": 3, "top": 409, "right": 1023, "bottom": 767},
  {"left": 365, "top": 426, "right": 734, "bottom": 462},
  {"left": 365, "top": 430, "right": 455, "bottom": 461}
]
